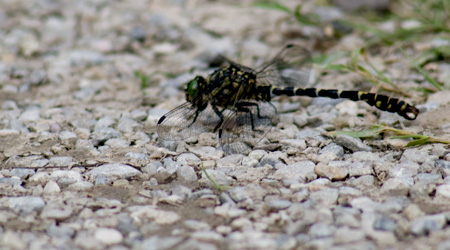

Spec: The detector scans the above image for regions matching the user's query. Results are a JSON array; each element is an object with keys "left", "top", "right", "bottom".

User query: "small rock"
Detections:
[
  {"left": 373, "top": 215, "right": 397, "bottom": 232},
  {"left": 105, "top": 138, "right": 129, "bottom": 148},
  {"left": 8, "top": 196, "right": 45, "bottom": 215},
  {"left": 43, "top": 180, "right": 61, "bottom": 194},
  {"left": 267, "top": 199, "right": 292, "bottom": 211},
  {"left": 177, "top": 165, "right": 198, "bottom": 182},
  {"left": 41, "top": 207, "right": 73, "bottom": 220},
  {"left": 19, "top": 107, "right": 41, "bottom": 123},
  {"left": 314, "top": 161, "right": 349, "bottom": 180},
  {"left": 125, "top": 152, "right": 148, "bottom": 161},
  {"left": 86, "top": 163, "right": 141, "bottom": 179},
  {"left": 272, "top": 161, "right": 316, "bottom": 182},
  {"left": 410, "top": 214, "right": 446, "bottom": 235},
  {"left": 319, "top": 143, "right": 344, "bottom": 161},
  {"left": 47, "top": 224, "right": 75, "bottom": 238},
  {"left": 94, "top": 228, "right": 123, "bottom": 245},
  {"left": 309, "top": 222, "right": 333, "bottom": 238},
  {"left": 348, "top": 161, "right": 372, "bottom": 177},
  {"left": 335, "top": 135, "right": 372, "bottom": 152},
  {"left": 8, "top": 168, "right": 35, "bottom": 178},
  {"left": 309, "top": 188, "right": 338, "bottom": 206},
  {"left": 381, "top": 177, "right": 413, "bottom": 196},
  {"left": 435, "top": 184, "right": 450, "bottom": 200},
  {"left": 176, "top": 153, "right": 202, "bottom": 166},
  {"left": 333, "top": 226, "right": 365, "bottom": 243},
  {"left": 48, "top": 156, "right": 73, "bottom": 167}
]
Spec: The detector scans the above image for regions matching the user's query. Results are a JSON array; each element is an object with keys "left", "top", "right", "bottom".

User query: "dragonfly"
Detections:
[{"left": 157, "top": 45, "right": 419, "bottom": 154}]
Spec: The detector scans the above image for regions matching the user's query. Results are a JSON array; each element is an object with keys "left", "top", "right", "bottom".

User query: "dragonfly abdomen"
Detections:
[{"left": 271, "top": 86, "right": 419, "bottom": 120}]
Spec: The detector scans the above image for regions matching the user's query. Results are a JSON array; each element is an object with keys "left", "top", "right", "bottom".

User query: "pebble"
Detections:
[
  {"left": 381, "top": 177, "right": 413, "bottom": 196},
  {"left": 41, "top": 207, "right": 73, "bottom": 220},
  {"left": 267, "top": 199, "right": 292, "bottom": 211},
  {"left": 319, "top": 143, "right": 344, "bottom": 161},
  {"left": 272, "top": 161, "right": 316, "bottom": 182},
  {"left": 105, "top": 138, "right": 129, "bottom": 148},
  {"left": 47, "top": 224, "right": 76, "bottom": 238},
  {"left": 335, "top": 135, "right": 372, "bottom": 152},
  {"left": 8, "top": 196, "right": 45, "bottom": 215},
  {"left": 48, "top": 156, "right": 74, "bottom": 167},
  {"left": 410, "top": 214, "right": 447, "bottom": 235},
  {"left": 435, "top": 184, "right": 450, "bottom": 200},
  {"left": 314, "top": 161, "right": 349, "bottom": 180},
  {"left": 86, "top": 163, "right": 141, "bottom": 179},
  {"left": 333, "top": 226, "right": 365, "bottom": 243},
  {"left": 348, "top": 161, "right": 373, "bottom": 177},
  {"left": 94, "top": 228, "right": 123, "bottom": 245},
  {"left": 176, "top": 165, "right": 198, "bottom": 182},
  {"left": 19, "top": 107, "right": 41, "bottom": 123},
  {"left": 309, "top": 188, "right": 339, "bottom": 206},
  {"left": 176, "top": 153, "right": 202, "bottom": 166},
  {"left": 43, "top": 180, "right": 61, "bottom": 194},
  {"left": 308, "top": 222, "right": 334, "bottom": 238}
]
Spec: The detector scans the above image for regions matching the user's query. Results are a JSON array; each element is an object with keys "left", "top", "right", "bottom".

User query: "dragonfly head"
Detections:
[{"left": 185, "top": 76, "right": 206, "bottom": 102}]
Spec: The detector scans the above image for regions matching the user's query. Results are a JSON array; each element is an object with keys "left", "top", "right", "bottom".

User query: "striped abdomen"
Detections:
[{"left": 270, "top": 87, "right": 419, "bottom": 120}]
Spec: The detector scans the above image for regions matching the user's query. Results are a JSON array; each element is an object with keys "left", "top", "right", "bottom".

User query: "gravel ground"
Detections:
[{"left": 1, "top": 0, "right": 450, "bottom": 249}]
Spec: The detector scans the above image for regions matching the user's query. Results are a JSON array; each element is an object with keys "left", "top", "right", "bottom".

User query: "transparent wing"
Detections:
[
  {"left": 219, "top": 101, "right": 278, "bottom": 155},
  {"left": 255, "top": 45, "right": 314, "bottom": 87},
  {"left": 157, "top": 102, "right": 222, "bottom": 141}
]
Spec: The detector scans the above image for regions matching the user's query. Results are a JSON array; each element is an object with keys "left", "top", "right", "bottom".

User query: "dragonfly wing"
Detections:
[
  {"left": 256, "top": 45, "right": 314, "bottom": 87},
  {"left": 157, "top": 102, "right": 222, "bottom": 141},
  {"left": 219, "top": 101, "right": 278, "bottom": 155}
]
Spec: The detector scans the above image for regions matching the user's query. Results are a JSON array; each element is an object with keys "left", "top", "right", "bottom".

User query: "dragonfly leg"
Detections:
[{"left": 212, "top": 105, "right": 225, "bottom": 132}]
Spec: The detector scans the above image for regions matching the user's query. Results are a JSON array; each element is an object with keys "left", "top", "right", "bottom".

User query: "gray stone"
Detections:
[
  {"left": 401, "top": 148, "right": 437, "bottom": 163},
  {"left": 43, "top": 180, "right": 61, "bottom": 194},
  {"left": 130, "top": 109, "right": 147, "bottom": 121},
  {"left": 163, "top": 158, "right": 180, "bottom": 175},
  {"left": 381, "top": 177, "right": 413, "bottom": 196},
  {"left": 345, "top": 151, "right": 380, "bottom": 162},
  {"left": 50, "top": 170, "right": 82, "bottom": 186},
  {"left": 314, "top": 161, "right": 349, "bottom": 180},
  {"left": 47, "top": 224, "right": 75, "bottom": 238},
  {"left": 177, "top": 165, "right": 198, "bottom": 182},
  {"left": 309, "top": 188, "right": 338, "bottom": 206},
  {"left": 105, "top": 138, "right": 129, "bottom": 148},
  {"left": 257, "top": 152, "right": 286, "bottom": 168},
  {"left": 373, "top": 215, "right": 397, "bottom": 232},
  {"left": 309, "top": 222, "right": 333, "bottom": 238},
  {"left": 272, "top": 161, "right": 316, "bottom": 182},
  {"left": 48, "top": 156, "right": 73, "bottom": 166},
  {"left": 0, "top": 178, "right": 22, "bottom": 186},
  {"left": 94, "top": 228, "right": 123, "bottom": 245},
  {"left": 117, "top": 117, "right": 141, "bottom": 133},
  {"left": 319, "top": 143, "right": 344, "bottom": 161},
  {"left": 92, "top": 127, "right": 122, "bottom": 142},
  {"left": 41, "top": 207, "right": 73, "bottom": 220},
  {"left": 267, "top": 199, "right": 292, "bottom": 210},
  {"left": 95, "top": 174, "right": 108, "bottom": 185},
  {"left": 410, "top": 214, "right": 446, "bottom": 235},
  {"left": 86, "top": 163, "right": 141, "bottom": 179},
  {"left": 389, "top": 161, "right": 419, "bottom": 178},
  {"left": 125, "top": 152, "right": 148, "bottom": 161},
  {"left": 348, "top": 161, "right": 372, "bottom": 177},
  {"left": 8, "top": 168, "right": 35, "bottom": 178},
  {"left": 333, "top": 226, "right": 365, "bottom": 243},
  {"left": 436, "top": 160, "right": 450, "bottom": 177},
  {"left": 435, "top": 184, "right": 450, "bottom": 200},
  {"left": 59, "top": 130, "right": 77, "bottom": 141},
  {"left": 216, "top": 154, "right": 244, "bottom": 168},
  {"left": 135, "top": 236, "right": 183, "bottom": 250},
  {"left": 19, "top": 107, "right": 41, "bottom": 123},
  {"left": 142, "top": 161, "right": 163, "bottom": 175},
  {"left": 335, "top": 134, "right": 372, "bottom": 152},
  {"left": 176, "top": 153, "right": 202, "bottom": 166},
  {"left": 8, "top": 196, "right": 45, "bottom": 215}
]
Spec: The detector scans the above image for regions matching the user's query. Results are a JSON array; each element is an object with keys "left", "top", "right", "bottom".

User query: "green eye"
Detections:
[{"left": 186, "top": 78, "right": 199, "bottom": 99}]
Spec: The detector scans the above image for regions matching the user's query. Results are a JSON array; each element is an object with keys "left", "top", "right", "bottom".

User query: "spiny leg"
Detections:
[{"left": 212, "top": 105, "right": 226, "bottom": 132}]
